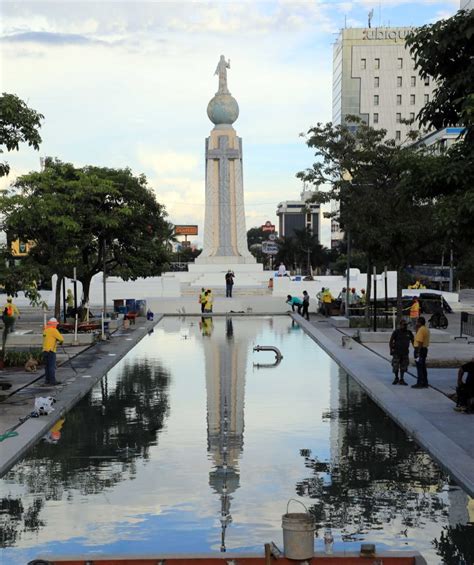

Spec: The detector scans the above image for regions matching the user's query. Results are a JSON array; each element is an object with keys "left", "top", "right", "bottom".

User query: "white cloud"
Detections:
[
  {"left": 137, "top": 148, "right": 199, "bottom": 176},
  {"left": 0, "top": 0, "right": 457, "bottom": 252}
]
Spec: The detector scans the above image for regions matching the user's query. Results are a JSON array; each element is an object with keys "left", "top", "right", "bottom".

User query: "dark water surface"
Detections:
[{"left": 0, "top": 317, "right": 473, "bottom": 564}]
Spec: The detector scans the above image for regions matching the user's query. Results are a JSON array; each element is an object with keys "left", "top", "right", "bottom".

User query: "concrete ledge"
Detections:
[
  {"left": 4, "top": 333, "right": 95, "bottom": 347},
  {"left": 358, "top": 328, "right": 451, "bottom": 343},
  {"left": 328, "top": 316, "right": 350, "bottom": 328}
]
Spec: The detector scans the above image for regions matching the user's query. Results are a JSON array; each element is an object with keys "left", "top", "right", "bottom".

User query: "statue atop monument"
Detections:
[{"left": 215, "top": 55, "right": 231, "bottom": 94}]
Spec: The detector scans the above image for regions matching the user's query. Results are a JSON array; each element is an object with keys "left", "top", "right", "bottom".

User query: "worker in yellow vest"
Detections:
[
  {"left": 43, "top": 317, "right": 64, "bottom": 386},
  {"left": 322, "top": 289, "right": 334, "bottom": 317},
  {"left": 409, "top": 297, "right": 421, "bottom": 328}
]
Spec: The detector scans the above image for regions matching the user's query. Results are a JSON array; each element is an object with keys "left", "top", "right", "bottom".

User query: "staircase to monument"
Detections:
[{"left": 181, "top": 283, "right": 271, "bottom": 297}]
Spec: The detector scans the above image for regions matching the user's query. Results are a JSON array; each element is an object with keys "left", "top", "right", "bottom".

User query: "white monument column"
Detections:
[{"left": 195, "top": 55, "right": 256, "bottom": 266}]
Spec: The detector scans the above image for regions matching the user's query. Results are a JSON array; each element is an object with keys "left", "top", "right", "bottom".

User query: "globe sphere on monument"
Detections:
[{"left": 207, "top": 93, "right": 239, "bottom": 125}]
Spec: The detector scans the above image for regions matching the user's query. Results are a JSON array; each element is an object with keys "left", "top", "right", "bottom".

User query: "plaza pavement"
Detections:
[{"left": 0, "top": 298, "right": 473, "bottom": 497}]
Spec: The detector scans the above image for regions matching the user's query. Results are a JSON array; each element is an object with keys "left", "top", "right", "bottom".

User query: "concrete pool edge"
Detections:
[
  {"left": 294, "top": 313, "right": 474, "bottom": 498},
  {"left": 0, "top": 316, "right": 162, "bottom": 478}
]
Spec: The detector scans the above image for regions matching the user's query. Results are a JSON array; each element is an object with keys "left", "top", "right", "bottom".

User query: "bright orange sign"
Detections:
[{"left": 175, "top": 225, "right": 198, "bottom": 236}]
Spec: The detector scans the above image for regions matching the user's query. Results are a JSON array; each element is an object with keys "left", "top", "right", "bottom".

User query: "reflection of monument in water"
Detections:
[{"left": 202, "top": 317, "right": 248, "bottom": 551}]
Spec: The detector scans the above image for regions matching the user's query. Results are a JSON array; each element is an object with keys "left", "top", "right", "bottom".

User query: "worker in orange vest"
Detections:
[{"left": 409, "top": 298, "right": 421, "bottom": 328}]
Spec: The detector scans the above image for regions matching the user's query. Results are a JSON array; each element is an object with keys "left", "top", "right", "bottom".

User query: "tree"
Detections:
[
  {"left": 406, "top": 9, "right": 474, "bottom": 141},
  {"left": 0, "top": 251, "right": 45, "bottom": 306},
  {"left": 406, "top": 10, "right": 474, "bottom": 285},
  {"left": 1, "top": 159, "right": 173, "bottom": 316},
  {"left": 0, "top": 93, "right": 44, "bottom": 177},
  {"left": 247, "top": 226, "right": 266, "bottom": 248},
  {"left": 297, "top": 118, "right": 438, "bottom": 319},
  {"left": 292, "top": 227, "right": 330, "bottom": 275},
  {"left": 275, "top": 236, "right": 298, "bottom": 271},
  {"left": 247, "top": 226, "right": 273, "bottom": 266}
]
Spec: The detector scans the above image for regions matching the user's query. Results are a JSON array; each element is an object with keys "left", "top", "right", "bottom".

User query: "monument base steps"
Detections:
[{"left": 181, "top": 283, "right": 270, "bottom": 297}]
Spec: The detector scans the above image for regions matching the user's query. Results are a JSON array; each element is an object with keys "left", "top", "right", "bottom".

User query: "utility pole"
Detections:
[
  {"left": 346, "top": 232, "right": 351, "bottom": 318},
  {"left": 373, "top": 266, "right": 377, "bottom": 332},
  {"left": 449, "top": 244, "right": 454, "bottom": 292},
  {"left": 102, "top": 238, "right": 107, "bottom": 317}
]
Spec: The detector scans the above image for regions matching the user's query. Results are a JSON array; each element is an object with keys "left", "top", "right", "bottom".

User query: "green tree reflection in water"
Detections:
[
  {"left": 0, "top": 359, "right": 171, "bottom": 548},
  {"left": 433, "top": 523, "right": 474, "bottom": 565},
  {"left": 296, "top": 372, "right": 449, "bottom": 536}
]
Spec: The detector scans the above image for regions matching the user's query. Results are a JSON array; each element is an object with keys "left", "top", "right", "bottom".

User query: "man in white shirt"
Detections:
[{"left": 278, "top": 263, "right": 287, "bottom": 277}]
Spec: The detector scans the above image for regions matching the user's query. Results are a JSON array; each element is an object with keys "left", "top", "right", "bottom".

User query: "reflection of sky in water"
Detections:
[{"left": 0, "top": 316, "right": 472, "bottom": 564}]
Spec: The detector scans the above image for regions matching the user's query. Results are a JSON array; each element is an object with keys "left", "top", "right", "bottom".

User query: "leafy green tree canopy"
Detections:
[
  {"left": 0, "top": 93, "right": 44, "bottom": 177},
  {"left": 406, "top": 9, "right": 474, "bottom": 140},
  {"left": 297, "top": 117, "right": 439, "bottom": 315},
  {"left": 406, "top": 9, "right": 474, "bottom": 285},
  {"left": 2, "top": 158, "right": 173, "bottom": 307},
  {"left": 247, "top": 226, "right": 266, "bottom": 248}
]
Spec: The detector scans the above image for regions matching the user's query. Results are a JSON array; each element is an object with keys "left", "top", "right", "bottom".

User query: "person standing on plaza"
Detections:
[
  {"left": 199, "top": 287, "right": 206, "bottom": 313},
  {"left": 286, "top": 294, "right": 302, "bottom": 314},
  {"left": 301, "top": 291, "right": 310, "bottom": 321},
  {"left": 409, "top": 297, "right": 420, "bottom": 328},
  {"left": 317, "top": 287, "right": 325, "bottom": 314},
  {"left": 2, "top": 297, "right": 20, "bottom": 333},
  {"left": 42, "top": 317, "right": 64, "bottom": 386},
  {"left": 322, "top": 288, "right": 334, "bottom": 317},
  {"left": 225, "top": 270, "right": 235, "bottom": 298},
  {"left": 389, "top": 319, "right": 414, "bottom": 385},
  {"left": 412, "top": 316, "right": 430, "bottom": 389},
  {"left": 2, "top": 297, "right": 20, "bottom": 351},
  {"left": 203, "top": 289, "right": 213, "bottom": 314},
  {"left": 278, "top": 262, "right": 287, "bottom": 277},
  {"left": 454, "top": 358, "right": 474, "bottom": 413},
  {"left": 66, "top": 288, "right": 74, "bottom": 316}
]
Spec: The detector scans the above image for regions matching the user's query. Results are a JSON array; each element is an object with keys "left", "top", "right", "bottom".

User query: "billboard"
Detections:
[
  {"left": 262, "top": 241, "right": 279, "bottom": 255},
  {"left": 174, "top": 225, "right": 198, "bottom": 236},
  {"left": 11, "top": 239, "right": 32, "bottom": 257},
  {"left": 261, "top": 220, "right": 276, "bottom": 232}
]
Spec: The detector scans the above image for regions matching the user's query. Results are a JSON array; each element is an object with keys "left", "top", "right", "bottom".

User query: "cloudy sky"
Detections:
[{"left": 1, "top": 0, "right": 459, "bottom": 247}]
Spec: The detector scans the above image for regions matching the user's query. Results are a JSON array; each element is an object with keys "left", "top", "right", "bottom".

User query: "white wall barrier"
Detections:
[{"left": 272, "top": 269, "right": 398, "bottom": 300}]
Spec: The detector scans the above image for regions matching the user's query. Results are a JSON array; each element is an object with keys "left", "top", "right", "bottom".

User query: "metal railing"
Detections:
[{"left": 455, "top": 311, "right": 474, "bottom": 343}]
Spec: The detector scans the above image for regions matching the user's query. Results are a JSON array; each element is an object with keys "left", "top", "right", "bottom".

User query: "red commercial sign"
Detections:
[
  {"left": 261, "top": 220, "right": 275, "bottom": 233},
  {"left": 175, "top": 225, "right": 198, "bottom": 236}
]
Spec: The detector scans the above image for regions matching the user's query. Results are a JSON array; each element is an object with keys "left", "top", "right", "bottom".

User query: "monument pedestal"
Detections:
[
  {"left": 187, "top": 262, "right": 266, "bottom": 288},
  {"left": 196, "top": 123, "right": 256, "bottom": 266}
]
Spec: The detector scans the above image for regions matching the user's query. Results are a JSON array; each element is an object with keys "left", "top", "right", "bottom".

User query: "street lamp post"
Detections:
[{"left": 346, "top": 232, "right": 351, "bottom": 318}]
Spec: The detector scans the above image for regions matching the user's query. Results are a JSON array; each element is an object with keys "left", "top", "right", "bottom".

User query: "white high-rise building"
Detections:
[{"left": 333, "top": 27, "right": 435, "bottom": 142}]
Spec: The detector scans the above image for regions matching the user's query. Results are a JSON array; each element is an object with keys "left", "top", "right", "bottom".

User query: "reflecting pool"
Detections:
[{"left": 0, "top": 317, "right": 473, "bottom": 564}]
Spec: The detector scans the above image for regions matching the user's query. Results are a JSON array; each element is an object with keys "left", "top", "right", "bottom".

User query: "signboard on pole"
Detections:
[
  {"left": 262, "top": 241, "right": 279, "bottom": 255},
  {"left": 174, "top": 225, "right": 198, "bottom": 236},
  {"left": 11, "top": 239, "right": 32, "bottom": 257},
  {"left": 261, "top": 220, "right": 276, "bottom": 233}
]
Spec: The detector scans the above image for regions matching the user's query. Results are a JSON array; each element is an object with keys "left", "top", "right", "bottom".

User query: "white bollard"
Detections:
[{"left": 73, "top": 314, "right": 79, "bottom": 346}]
